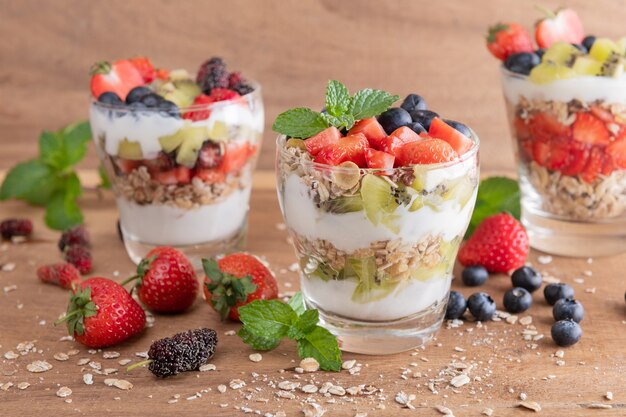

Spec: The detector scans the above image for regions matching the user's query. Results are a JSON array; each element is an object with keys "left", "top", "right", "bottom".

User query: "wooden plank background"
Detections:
[{"left": 2, "top": 0, "right": 626, "bottom": 172}]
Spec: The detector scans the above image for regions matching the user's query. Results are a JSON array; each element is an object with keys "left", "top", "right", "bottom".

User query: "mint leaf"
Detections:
[
  {"left": 297, "top": 326, "right": 342, "bottom": 371},
  {"left": 272, "top": 108, "right": 329, "bottom": 138},
  {"left": 348, "top": 89, "right": 399, "bottom": 119},
  {"left": 466, "top": 176, "right": 520, "bottom": 238},
  {"left": 287, "top": 292, "right": 305, "bottom": 316},
  {"left": 321, "top": 113, "right": 355, "bottom": 131},
  {"left": 45, "top": 173, "right": 83, "bottom": 230},
  {"left": 98, "top": 165, "right": 112, "bottom": 189},
  {"left": 238, "top": 299, "right": 298, "bottom": 340},
  {"left": 294, "top": 309, "right": 319, "bottom": 335},
  {"left": 238, "top": 327, "right": 281, "bottom": 351},
  {"left": 325, "top": 80, "right": 350, "bottom": 117},
  {"left": 61, "top": 121, "right": 92, "bottom": 167},
  {"left": 0, "top": 160, "right": 55, "bottom": 203}
]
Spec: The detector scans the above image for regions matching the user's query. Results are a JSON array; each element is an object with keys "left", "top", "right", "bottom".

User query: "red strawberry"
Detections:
[
  {"left": 58, "top": 224, "right": 90, "bottom": 251},
  {"left": 348, "top": 118, "right": 387, "bottom": 149},
  {"left": 607, "top": 131, "right": 626, "bottom": 169},
  {"left": 220, "top": 142, "right": 252, "bottom": 173},
  {"left": 37, "top": 263, "right": 81, "bottom": 289},
  {"left": 364, "top": 148, "right": 395, "bottom": 173},
  {"left": 532, "top": 140, "right": 551, "bottom": 167},
  {"left": 208, "top": 87, "right": 241, "bottom": 102},
  {"left": 114, "top": 158, "right": 140, "bottom": 175},
  {"left": 89, "top": 60, "right": 144, "bottom": 100},
  {"left": 194, "top": 168, "right": 226, "bottom": 184},
  {"left": 546, "top": 138, "right": 571, "bottom": 171},
  {"left": 529, "top": 112, "right": 571, "bottom": 143},
  {"left": 197, "top": 141, "right": 224, "bottom": 169},
  {"left": 380, "top": 126, "right": 421, "bottom": 156},
  {"left": 183, "top": 94, "right": 213, "bottom": 121},
  {"left": 143, "top": 152, "right": 175, "bottom": 174},
  {"left": 123, "top": 247, "right": 198, "bottom": 313},
  {"left": 572, "top": 113, "right": 610, "bottom": 145},
  {"left": 580, "top": 146, "right": 604, "bottom": 184},
  {"left": 428, "top": 118, "right": 473, "bottom": 155},
  {"left": 314, "top": 133, "right": 369, "bottom": 166},
  {"left": 129, "top": 56, "right": 156, "bottom": 83},
  {"left": 486, "top": 22, "right": 534, "bottom": 60},
  {"left": 560, "top": 144, "right": 590, "bottom": 176},
  {"left": 535, "top": 7, "right": 585, "bottom": 49},
  {"left": 602, "top": 153, "right": 615, "bottom": 176},
  {"left": 64, "top": 245, "right": 92, "bottom": 275},
  {"left": 155, "top": 68, "right": 170, "bottom": 80},
  {"left": 397, "top": 138, "right": 458, "bottom": 165},
  {"left": 304, "top": 127, "right": 342, "bottom": 156},
  {"left": 203, "top": 253, "right": 278, "bottom": 321},
  {"left": 590, "top": 106, "right": 614, "bottom": 124},
  {"left": 152, "top": 166, "right": 192, "bottom": 185},
  {"left": 458, "top": 213, "right": 529, "bottom": 273},
  {"left": 56, "top": 277, "right": 145, "bottom": 348}
]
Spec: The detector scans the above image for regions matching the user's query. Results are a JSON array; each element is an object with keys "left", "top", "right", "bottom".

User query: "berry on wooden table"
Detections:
[
  {"left": 467, "top": 292, "right": 496, "bottom": 321},
  {"left": 503, "top": 287, "right": 532, "bottom": 314},
  {"left": 445, "top": 291, "right": 467, "bottom": 320},
  {"left": 58, "top": 224, "right": 90, "bottom": 251},
  {"left": 551, "top": 319, "right": 582, "bottom": 347},
  {"left": 544, "top": 283, "right": 575, "bottom": 305},
  {"left": 461, "top": 265, "right": 489, "bottom": 287},
  {"left": 37, "top": 263, "right": 81, "bottom": 289},
  {"left": 64, "top": 245, "right": 92, "bottom": 275},
  {"left": 553, "top": 298, "right": 584, "bottom": 323},
  {"left": 511, "top": 266, "right": 543, "bottom": 293},
  {"left": 0, "top": 218, "right": 32, "bottom": 240}
]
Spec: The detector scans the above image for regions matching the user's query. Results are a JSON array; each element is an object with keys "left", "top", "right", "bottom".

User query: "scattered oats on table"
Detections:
[
  {"left": 83, "top": 373, "right": 94, "bottom": 385},
  {"left": 249, "top": 353, "right": 262, "bottom": 362},
  {"left": 53, "top": 352, "right": 69, "bottom": 361},
  {"left": 519, "top": 401, "right": 541, "bottom": 412},
  {"left": 199, "top": 363, "right": 216, "bottom": 372},
  {"left": 56, "top": 386, "right": 72, "bottom": 398},
  {"left": 27, "top": 360, "right": 52, "bottom": 373},
  {"left": 300, "top": 357, "right": 320, "bottom": 372},
  {"left": 342, "top": 359, "right": 357, "bottom": 370}
]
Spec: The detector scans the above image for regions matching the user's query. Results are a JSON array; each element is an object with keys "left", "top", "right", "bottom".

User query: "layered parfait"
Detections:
[
  {"left": 489, "top": 9, "right": 626, "bottom": 222},
  {"left": 89, "top": 56, "right": 263, "bottom": 263},
  {"left": 275, "top": 81, "right": 479, "bottom": 352}
]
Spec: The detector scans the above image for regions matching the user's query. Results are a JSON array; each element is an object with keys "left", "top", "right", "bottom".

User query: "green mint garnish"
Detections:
[
  {"left": 0, "top": 121, "right": 93, "bottom": 230},
  {"left": 237, "top": 292, "right": 342, "bottom": 371},
  {"left": 466, "top": 176, "right": 521, "bottom": 238},
  {"left": 272, "top": 80, "right": 399, "bottom": 138}
]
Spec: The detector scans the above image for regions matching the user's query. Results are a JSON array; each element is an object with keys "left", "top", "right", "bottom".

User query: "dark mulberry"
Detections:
[
  {"left": 0, "top": 218, "right": 33, "bottom": 240},
  {"left": 147, "top": 328, "right": 218, "bottom": 377},
  {"left": 196, "top": 57, "right": 229, "bottom": 94},
  {"left": 58, "top": 224, "right": 90, "bottom": 251}
]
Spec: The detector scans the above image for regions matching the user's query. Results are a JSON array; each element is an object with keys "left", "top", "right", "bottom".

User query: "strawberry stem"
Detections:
[
  {"left": 127, "top": 359, "right": 153, "bottom": 372},
  {"left": 53, "top": 309, "right": 80, "bottom": 326},
  {"left": 535, "top": 4, "right": 556, "bottom": 19},
  {"left": 89, "top": 61, "right": 112, "bottom": 76},
  {"left": 120, "top": 275, "right": 141, "bottom": 286}
]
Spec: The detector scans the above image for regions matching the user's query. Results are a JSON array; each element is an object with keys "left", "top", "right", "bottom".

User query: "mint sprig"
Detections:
[
  {"left": 272, "top": 80, "right": 399, "bottom": 138},
  {"left": 465, "top": 176, "right": 521, "bottom": 238},
  {"left": 237, "top": 292, "right": 342, "bottom": 371},
  {"left": 0, "top": 121, "right": 92, "bottom": 230}
]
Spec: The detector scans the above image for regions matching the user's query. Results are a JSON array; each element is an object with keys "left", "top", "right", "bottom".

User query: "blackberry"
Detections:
[
  {"left": 58, "top": 224, "right": 90, "bottom": 251},
  {"left": 0, "top": 218, "right": 33, "bottom": 240},
  {"left": 140, "top": 328, "right": 218, "bottom": 378},
  {"left": 228, "top": 71, "right": 254, "bottom": 95},
  {"left": 197, "top": 57, "right": 229, "bottom": 94}
]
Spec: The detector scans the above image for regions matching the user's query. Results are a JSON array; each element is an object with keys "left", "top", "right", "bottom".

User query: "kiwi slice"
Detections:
[
  {"left": 529, "top": 62, "right": 577, "bottom": 84},
  {"left": 361, "top": 174, "right": 399, "bottom": 227},
  {"left": 542, "top": 42, "right": 582, "bottom": 65},
  {"left": 174, "top": 126, "right": 210, "bottom": 167},
  {"left": 589, "top": 38, "right": 623, "bottom": 62},
  {"left": 321, "top": 195, "right": 364, "bottom": 214},
  {"left": 117, "top": 139, "right": 143, "bottom": 160},
  {"left": 572, "top": 56, "right": 603, "bottom": 76}
]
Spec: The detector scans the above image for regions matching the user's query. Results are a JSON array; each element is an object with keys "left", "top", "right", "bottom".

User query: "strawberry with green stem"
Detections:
[{"left": 486, "top": 22, "right": 534, "bottom": 61}]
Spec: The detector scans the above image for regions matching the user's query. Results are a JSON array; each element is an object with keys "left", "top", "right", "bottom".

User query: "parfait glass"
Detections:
[
  {"left": 276, "top": 135, "right": 479, "bottom": 354},
  {"left": 90, "top": 83, "right": 264, "bottom": 267},
  {"left": 501, "top": 68, "right": 626, "bottom": 256}
]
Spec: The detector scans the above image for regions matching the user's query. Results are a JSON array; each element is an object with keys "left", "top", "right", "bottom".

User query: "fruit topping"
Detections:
[
  {"left": 380, "top": 126, "right": 421, "bottom": 156},
  {"left": 37, "top": 263, "right": 81, "bottom": 289},
  {"left": 398, "top": 138, "right": 457, "bottom": 165},
  {"left": 504, "top": 52, "right": 541, "bottom": 75},
  {"left": 196, "top": 57, "right": 229, "bottom": 94},
  {"left": 90, "top": 60, "right": 144, "bottom": 101},
  {"left": 400, "top": 94, "right": 428, "bottom": 113},
  {"left": 125, "top": 86, "right": 153, "bottom": 104},
  {"left": 304, "top": 126, "right": 342, "bottom": 156},
  {"left": 0, "top": 218, "right": 33, "bottom": 240},
  {"left": 197, "top": 141, "right": 224, "bottom": 169},
  {"left": 409, "top": 109, "right": 439, "bottom": 130},
  {"left": 428, "top": 117, "right": 473, "bottom": 155},
  {"left": 97, "top": 92, "right": 124, "bottom": 106},
  {"left": 348, "top": 118, "right": 387, "bottom": 149},
  {"left": 364, "top": 148, "right": 395, "bottom": 172},
  {"left": 129, "top": 56, "right": 156, "bottom": 83},
  {"left": 486, "top": 22, "right": 534, "bottom": 60},
  {"left": 377, "top": 107, "right": 412, "bottom": 135},
  {"left": 314, "top": 133, "right": 369, "bottom": 166},
  {"left": 535, "top": 7, "right": 585, "bottom": 48}
]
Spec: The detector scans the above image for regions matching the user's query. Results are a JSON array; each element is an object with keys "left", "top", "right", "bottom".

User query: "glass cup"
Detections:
[
  {"left": 501, "top": 68, "right": 626, "bottom": 256},
  {"left": 90, "top": 83, "right": 263, "bottom": 267},
  {"left": 276, "top": 135, "right": 479, "bottom": 354}
]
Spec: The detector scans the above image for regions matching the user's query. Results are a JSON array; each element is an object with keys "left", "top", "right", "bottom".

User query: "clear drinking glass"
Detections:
[
  {"left": 501, "top": 68, "right": 626, "bottom": 256},
  {"left": 90, "top": 83, "right": 263, "bottom": 267},
  {"left": 276, "top": 135, "right": 479, "bottom": 354}
]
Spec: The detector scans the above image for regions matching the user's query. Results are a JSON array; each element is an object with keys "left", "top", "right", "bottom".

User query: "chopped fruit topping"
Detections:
[
  {"left": 348, "top": 117, "right": 387, "bottom": 149},
  {"left": 197, "top": 141, "right": 224, "bottom": 169},
  {"left": 143, "top": 152, "right": 175, "bottom": 174},
  {"left": 155, "top": 68, "right": 169, "bottom": 80},
  {"left": 542, "top": 42, "right": 582, "bottom": 64},
  {"left": 37, "top": 263, "right": 81, "bottom": 289},
  {"left": 304, "top": 127, "right": 342, "bottom": 156},
  {"left": 377, "top": 107, "right": 412, "bottom": 135},
  {"left": 196, "top": 57, "right": 229, "bottom": 94},
  {"left": 89, "top": 60, "right": 144, "bottom": 100},
  {"left": 64, "top": 245, "right": 93, "bottom": 275},
  {"left": 0, "top": 218, "right": 33, "bottom": 240},
  {"left": 572, "top": 113, "right": 610, "bottom": 145},
  {"left": 529, "top": 112, "right": 571, "bottom": 141},
  {"left": 58, "top": 225, "right": 90, "bottom": 251},
  {"left": 486, "top": 22, "right": 534, "bottom": 60},
  {"left": 607, "top": 132, "right": 626, "bottom": 169},
  {"left": 458, "top": 213, "right": 529, "bottom": 273},
  {"left": 364, "top": 148, "right": 395, "bottom": 172},
  {"left": 580, "top": 146, "right": 604, "bottom": 183},
  {"left": 114, "top": 158, "right": 140, "bottom": 175},
  {"left": 588, "top": 37, "right": 622, "bottom": 62},
  {"left": 194, "top": 168, "right": 225, "bottom": 184},
  {"left": 398, "top": 138, "right": 458, "bottom": 165},
  {"left": 182, "top": 88, "right": 242, "bottom": 121},
  {"left": 504, "top": 52, "right": 541, "bottom": 75},
  {"left": 535, "top": 8, "right": 585, "bottom": 48},
  {"left": 152, "top": 166, "right": 192, "bottom": 185},
  {"left": 529, "top": 61, "right": 577, "bottom": 84},
  {"left": 314, "top": 134, "right": 369, "bottom": 166},
  {"left": 428, "top": 117, "right": 473, "bottom": 155},
  {"left": 380, "top": 126, "right": 421, "bottom": 156},
  {"left": 220, "top": 142, "right": 253, "bottom": 173},
  {"left": 129, "top": 56, "right": 156, "bottom": 83}
]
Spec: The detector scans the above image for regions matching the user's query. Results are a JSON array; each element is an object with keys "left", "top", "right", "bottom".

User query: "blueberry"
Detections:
[
  {"left": 461, "top": 265, "right": 488, "bottom": 287},
  {"left": 467, "top": 292, "right": 496, "bottom": 321},
  {"left": 443, "top": 119, "right": 472, "bottom": 137},
  {"left": 140, "top": 93, "right": 164, "bottom": 108},
  {"left": 400, "top": 94, "right": 428, "bottom": 113},
  {"left": 377, "top": 107, "right": 412, "bottom": 135},
  {"left": 504, "top": 52, "right": 541, "bottom": 76},
  {"left": 503, "top": 287, "right": 532, "bottom": 314},
  {"left": 406, "top": 122, "right": 426, "bottom": 135},
  {"left": 126, "top": 86, "right": 153, "bottom": 104},
  {"left": 582, "top": 35, "right": 596, "bottom": 52},
  {"left": 551, "top": 319, "right": 582, "bottom": 347},
  {"left": 158, "top": 100, "right": 180, "bottom": 117},
  {"left": 445, "top": 291, "right": 466, "bottom": 320},
  {"left": 511, "top": 266, "right": 542, "bottom": 293},
  {"left": 97, "top": 92, "right": 123, "bottom": 106},
  {"left": 553, "top": 298, "right": 584, "bottom": 323},
  {"left": 409, "top": 110, "right": 439, "bottom": 131},
  {"left": 535, "top": 48, "right": 546, "bottom": 59},
  {"left": 544, "top": 283, "right": 574, "bottom": 306},
  {"left": 129, "top": 101, "right": 147, "bottom": 113}
]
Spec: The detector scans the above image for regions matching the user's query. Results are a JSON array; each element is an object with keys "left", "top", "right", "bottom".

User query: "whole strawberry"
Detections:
[
  {"left": 124, "top": 247, "right": 198, "bottom": 313},
  {"left": 58, "top": 224, "right": 90, "bottom": 251},
  {"left": 458, "top": 213, "right": 529, "bottom": 273},
  {"left": 56, "top": 277, "right": 145, "bottom": 348},
  {"left": 535, "top": 7, "right": 585, "bottom": 48},
  {"left": 486, "top": 22, "right": 534, "bottom": 61},
  {"left": 64, "top": 245, "right": 92, "bottom": 274},
  {"left": 203, "top": 253, "right": 278, "bottom": 321},
  {"left": 37, "top": 263, "right": 81, "bottom": 289}
]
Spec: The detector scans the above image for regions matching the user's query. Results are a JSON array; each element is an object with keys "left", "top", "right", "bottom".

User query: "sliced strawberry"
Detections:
[
  {"left": 547, "top": 138, "right": 570, "bottom": 171},
  {"left": 580, "top": 146, "right": 604, "bottom": 184},
  {"left": 486, "top": 22, "right": 534, "bottom": 61},
  {"left": 348, "top": 118, "right": 387, "bottom": 149},
  {"left": 607, "top": 131, "right": 626, "bottom": 169},
  {"left": 115, "top": 158, "right": 140, "bottom": 174},
  {"left": 532, "top": 140, "right": 551, "bottom": 167},
  {"left": 195, "top": 168, "right": 226, "bottom": 184},
  {"left": 560, "top": 144, "right": 590, "bottom": 176},
  {"left": 514, "top": 116, "right": 532, "bottom": 141},
  {"left": 152, "top": 169, "right": 179, "bottom": 185},
  {"left": 529, "top": 112, "right": 571, "bottom": 142},
  {"left": 175, "top": 166, "right": 192, "bottom": 184},
  {"left": 535, "top": 8, "right": 585, "bottom": 49},
  {"left": 304, "top": 127, "right": 342, "bottom": 156},
  {"left": 314, "top": 134, "right": 368, "bottom": 166},
  {"left": 208, "top": 87, "right": 242, "bottom": 102},
  {"left": 90, "top": 60, "right": 144, "bottom": 100},
  {"left": 397, "top": 138, "right": 458, "bottom": 165},
  {"left": 155, "top": 68, "right": 170, "bottom": 80},
  {"left": 428, "top": 118, "right": 473, "bottom": 155},
  {"left": 573, "top": 112, "right": 610, "bottom": 145},
  {"left": 379, "top": 126, "right": 421, "bottom": 156},
  {"left": 364, "top": 148, "right": 395, "bottom": 173},
  {"left": 590, "top": 106, "right": 614, "bottom": 124},
  {"left": 601, "top": 153, "right": 615, "bottom": 176},
  {"left": 129, "top": 56, "right": 156, "bottom": 83},
  {"left": 182, "top": 94, "right": 214, "bottom": 121},
  {"left": 221, "top": 143, "right": 251, "bottom": 173}
]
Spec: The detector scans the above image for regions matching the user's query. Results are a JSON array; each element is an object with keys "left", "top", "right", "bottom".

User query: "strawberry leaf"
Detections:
[{"left": 202, "top": 258, "right": 257, "bottom": 320}]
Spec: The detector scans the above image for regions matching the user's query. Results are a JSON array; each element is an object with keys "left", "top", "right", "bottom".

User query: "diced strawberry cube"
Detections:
[
  {"left": 580, "top": 146, "right": 604, "bottom": 183},
  {"left": 313, "top": 133, "right": 368, "bottom": 167},
  {"left": 220, "top": 142, "right": 251, "bottom": 173},
  {"left": 364, "top": 148, "right": 395, "bottom": 174},
  {"left": 560, "top": 144, "right": 590, "bottom": 176},
  {"left": 397, "top": 138, "right": 458, "bottom": 166},
  {"left": 428, "top": 118, "right": 473, "bottom": 155},
  {"left": 115, "top": 158, "right": 140, "bottom": 174},
  {"left": 348, "top": 118, "right": 387, "bottom": 149},
  {"left": 194, "top": 168, "right": 226, "bottom": 184},
  {"left": 175, "top": 166, "right": 192, "bottom": 184},
  {"left": 379, "top": 126, "right": 421, "bottom": 157},
  {"left": 304, "top": 127, "right": 342, "bottom": 156},
  {"left": 607, "top": 131, "right": 626, "bottom": 169}
]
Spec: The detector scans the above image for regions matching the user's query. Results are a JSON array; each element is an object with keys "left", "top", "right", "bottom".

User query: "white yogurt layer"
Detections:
[
  {"left": 282, "top": 174, "right": 477, "bottom": 253},
  {"left": 302, "top": 274, "right": 450, "bottom": 321},
  {"left": 502, "top": 72, "right": 626, "bottom": 105},
  {"left": 117, "top": 187, "right": 251, "bottom": 246},
  {"left": 89, "top": 103, "right": 261, "bottom": 160}
]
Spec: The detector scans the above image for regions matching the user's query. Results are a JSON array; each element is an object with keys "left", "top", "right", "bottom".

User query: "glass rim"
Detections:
[
  {"left": 275, "top": 130, "right": 479, "bottom": 173},
  {"left": 90, "top": 79, "right": 262, "bottom": 112},
  {"left": 499, "top": 65, "right": 626, "bottom": 82}
]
